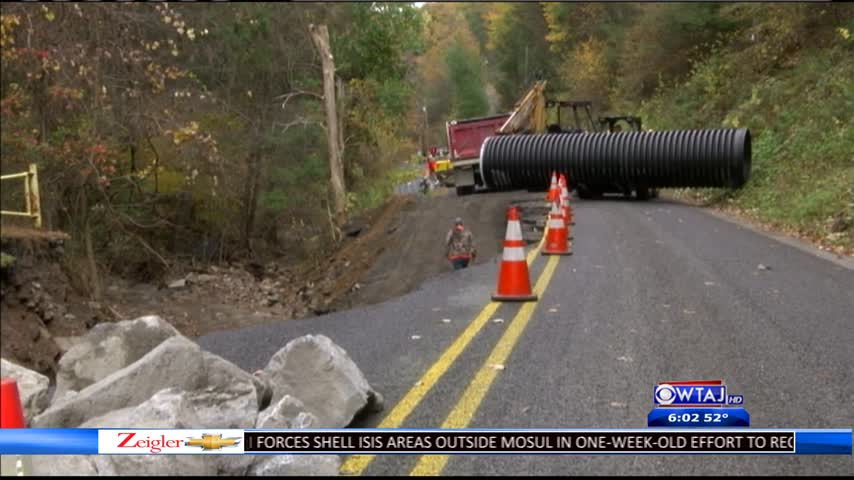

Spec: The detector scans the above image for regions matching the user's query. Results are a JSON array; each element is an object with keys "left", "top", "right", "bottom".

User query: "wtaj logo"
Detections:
[{"left": 654, "top": 380, "right": 744, "bottom": 407}]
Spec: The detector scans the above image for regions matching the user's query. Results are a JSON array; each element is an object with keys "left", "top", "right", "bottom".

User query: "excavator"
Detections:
[{"left": 495, "top": 80, "right": 599, "bottom": 135}]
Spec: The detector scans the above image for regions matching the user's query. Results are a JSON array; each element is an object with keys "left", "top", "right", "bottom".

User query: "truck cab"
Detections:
[{"left": 446, "top": 113, "right": 511, "bottom": 196}]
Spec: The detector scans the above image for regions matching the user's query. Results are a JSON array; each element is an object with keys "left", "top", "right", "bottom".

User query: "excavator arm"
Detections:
[{"left": 496, "top": 80, "right": 548, "bottom": 135}]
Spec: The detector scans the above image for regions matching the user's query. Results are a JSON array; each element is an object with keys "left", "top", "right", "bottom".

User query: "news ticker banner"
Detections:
[{"left": 0, "top": 429, "right": 850, "bottom": 455}]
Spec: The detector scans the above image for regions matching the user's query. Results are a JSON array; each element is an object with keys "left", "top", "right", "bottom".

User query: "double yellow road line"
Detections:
[
  {"left": 409, "top": 254, "right": 560, "bottom": 476},
  {"left": 341, "top": 229, "right": 563, "bottom": 477}
]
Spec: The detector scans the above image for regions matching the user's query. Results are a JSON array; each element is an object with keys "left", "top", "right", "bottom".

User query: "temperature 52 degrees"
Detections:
[{"left": 667, "top": 412, "right": 730, "bottom": 424}]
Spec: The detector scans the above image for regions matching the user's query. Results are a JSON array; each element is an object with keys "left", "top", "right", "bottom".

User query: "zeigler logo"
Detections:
[
  {"left": 116, "top": 432, "right": 183, "bottom": 453},
  {"left": 99, "top": 429, "right": 245, "bottom": 454}
]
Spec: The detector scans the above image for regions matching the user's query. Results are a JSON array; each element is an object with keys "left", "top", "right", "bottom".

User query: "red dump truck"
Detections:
[{"left": 445, "top": 113, "right": 511, "bottom": 196}]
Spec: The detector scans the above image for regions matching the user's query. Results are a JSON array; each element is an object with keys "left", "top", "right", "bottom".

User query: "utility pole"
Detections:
[
  {"left": 524, "top": 45, "right": 529, "bottom": 86},
  {"left": 422, "top": 104, "right": 428, "bottom": 157}
]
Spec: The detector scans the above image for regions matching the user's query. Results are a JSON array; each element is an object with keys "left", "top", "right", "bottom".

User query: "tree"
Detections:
[
  {"left": 183, "top": 4, "right": 321, "bottom": 254},
  {"left": 543, "top": 3, "right": 640, "bottom": 109},
  {"left": 460, "top": 3, "right": 491, "bottom": 58},
  {"left": 615, "top": 4, "right": 739, "bottom": 101},
  {"left": 1, "top": 2, "right": 214, "bottom": 286},
  {"left": 445, "top": 37, "right": 489, "bottom": 119},
  {"left": 485, "top": 3, "right": 554, "bottom": 109},
  {"left": 560, "top": 38, "right": 612, "bottom": 110},
  {"left": 309, "top": 24, "right": 346, "bottom": 226},
  {"left": 0, "top": 2, "right": 423, "bottom": 286},
  {"left": 312, "top": 3, "right": 423, "bottom": 207}
]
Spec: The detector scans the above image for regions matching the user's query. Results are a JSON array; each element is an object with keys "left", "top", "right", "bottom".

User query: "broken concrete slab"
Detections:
[{"left": 55, "top": 315, "right": 180, "bottom": 397}]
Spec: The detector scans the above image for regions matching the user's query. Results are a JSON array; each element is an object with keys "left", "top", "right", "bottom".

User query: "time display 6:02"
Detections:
[{"left": 667, "top": 413, "right": 730, "bottom": 423}]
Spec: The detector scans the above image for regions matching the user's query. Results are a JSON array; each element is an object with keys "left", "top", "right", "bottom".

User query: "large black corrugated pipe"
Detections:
[{"left": 479, "top": 128, "right": 751, "bottom": 191}]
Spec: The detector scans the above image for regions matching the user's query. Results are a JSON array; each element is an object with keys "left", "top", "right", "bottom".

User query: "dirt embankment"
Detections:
[
  {"left": 133, "top": 188, "right": 548, "bottom": 332},
  {"left": 1, "top": 188, "right": 548, "bottom": 375},
  {"left": 1, "top": 229, "right": 110, "bottom": 374},
  {"left": 338, "top": 189, "right": 548, "bottom": 310}
]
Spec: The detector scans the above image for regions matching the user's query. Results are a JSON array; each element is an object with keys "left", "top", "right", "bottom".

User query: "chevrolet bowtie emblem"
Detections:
[{"left": 185, "top": 434, "right": 241, "bottom": 450}]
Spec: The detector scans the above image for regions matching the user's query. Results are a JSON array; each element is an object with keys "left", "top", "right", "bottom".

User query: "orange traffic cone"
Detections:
[
  {"left": 1, "top": 378, "right": 26, "bottom": 428},
  {"left": 560, "top": 185, "right": 575, "bottom": 227},
  {"left": 559, "top": 189, "right": 574, "bottom": 241},
  {"left": 546, "top": 171, "right": 560, "bottom": 203},
  {"left": 558, "top": 174, "right": 575, "bottom": 226},
  {"left": 492, "top": 207, "right": 538, "bottom": 302},
  {"left": 543, "top": 199, "right": 572, "bottom": 256}
]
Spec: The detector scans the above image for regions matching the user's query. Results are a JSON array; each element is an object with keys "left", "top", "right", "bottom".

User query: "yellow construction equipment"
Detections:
[
  {"left": 496, "top": 80, "right": 548, "bottom": 135},
  {"left": 497, "top": 80, "right": 600, "bottom": 135}
]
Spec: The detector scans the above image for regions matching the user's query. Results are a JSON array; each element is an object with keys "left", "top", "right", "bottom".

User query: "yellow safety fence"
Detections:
[{"left": 0, "top": 164, "right": 42, "bottom": 229}]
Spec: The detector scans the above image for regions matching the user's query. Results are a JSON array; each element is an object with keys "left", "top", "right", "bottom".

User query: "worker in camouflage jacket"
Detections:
[{"left": 446, "top": 217, "right": 476, "bottom": 270}]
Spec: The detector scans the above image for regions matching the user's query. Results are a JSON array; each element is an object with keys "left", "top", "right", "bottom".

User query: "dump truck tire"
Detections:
[{"left": 456, "top": 185, "right": 475, "bottom": 196}]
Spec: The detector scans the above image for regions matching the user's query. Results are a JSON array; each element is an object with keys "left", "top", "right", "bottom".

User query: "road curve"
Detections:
[{"left": 199, "top": 195, "right": 854, "bottom": 476}]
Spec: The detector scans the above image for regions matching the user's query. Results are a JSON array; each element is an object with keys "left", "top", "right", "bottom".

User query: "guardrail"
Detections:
[{"left": 1, "top": 164, "right": 42, "bottom": 228}]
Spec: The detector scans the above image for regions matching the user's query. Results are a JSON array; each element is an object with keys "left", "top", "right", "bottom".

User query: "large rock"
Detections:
[
  {"left": 233, "top": 395, "right": 319, "bottom": 476},
  {"left": 93, "top": 454, "right": 216, "bottom": 477},
  {"left": 31, "top": 455, "right": 98, "bottom": 476},
  {"left": 80, "top": 388, "right": 202, "bottom": 429},
  {"left": 80, "top": 388, "right": 251, "bottom": 476},
  {"left": 256, "top": 394, "right": 318, "bottom": 429},
  {"left": 55, "top": 315, "right": 179, "bottom": 397},
  {"left": 0, "top": 358, "right": 50, "bottom": 420},
  {"left": 79, "top": 389, "right": 217, "bottom": 476},
  {"left": 252, "top": 369, "right": 273, "bottom": 411},
  {"left": 262, "top": 334, "right": 381, "bottom": 428},
  {"left": 248, "top": 455, "right": 341, "bottom": 476},
  {"left": 40, "top": 348, "right": 260, "bottom": 476},
  {"left": 190, "top": 352, "right": 259, "bottom": 429},
  {"left": 31, "top": 390, "right": 209, "bottom": 476},
  {"left": 33, "top": 336, "right": 205, "bottom": 428},
  {"left": 290, "top": 411, "right": 319, "bottom": 429}
]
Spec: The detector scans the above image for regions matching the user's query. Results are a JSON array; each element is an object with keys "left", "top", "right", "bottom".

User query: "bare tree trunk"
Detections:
[
  {"left": 147, "top": 137, "right": 160, "bottom": 194},
  {"left": 80, "top": 190, "right": 101, "bottom": 301},
  {"left": 309, "top": 24, "right": 346, "bottom": 225},
  {"left": 336, "top": 75, "right": 346, "bottom": 159},
  {"left": 242, "top": 150, "right": 261, "bottom": 255}
]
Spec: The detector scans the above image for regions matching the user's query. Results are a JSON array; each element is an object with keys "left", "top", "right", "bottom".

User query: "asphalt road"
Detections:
[{"left": 199, "top": 194, "right": 854, "bottom": 476}]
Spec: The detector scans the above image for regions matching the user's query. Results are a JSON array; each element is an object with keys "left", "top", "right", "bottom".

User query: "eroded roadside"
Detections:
[{"left": 1, "top": 189, "right": 548, "bottom": 375}]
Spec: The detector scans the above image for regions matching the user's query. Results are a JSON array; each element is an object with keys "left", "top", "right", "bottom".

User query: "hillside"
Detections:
[{"left": 638, "top": 31, "right": 853, "bottom": 254}]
